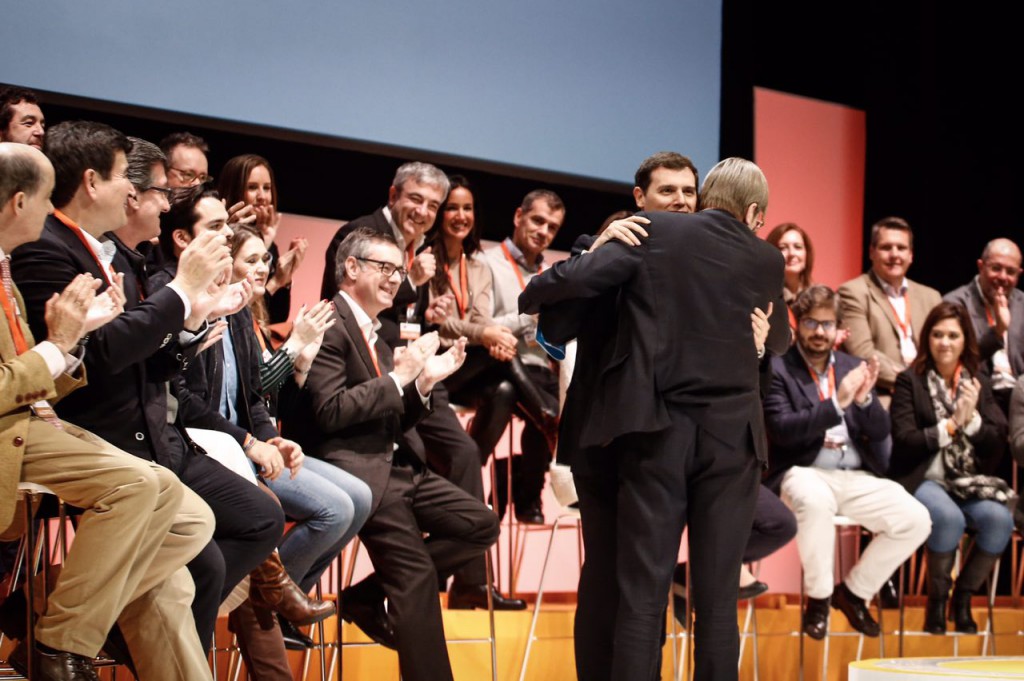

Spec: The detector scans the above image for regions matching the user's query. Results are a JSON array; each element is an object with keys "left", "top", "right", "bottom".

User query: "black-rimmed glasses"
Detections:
[{"left": 356, "top": 257, "right": 408, "bottom": 281}]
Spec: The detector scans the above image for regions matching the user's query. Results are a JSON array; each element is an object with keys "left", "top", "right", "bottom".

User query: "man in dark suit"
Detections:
[
  {"left": 287, "top": 227, "right": 498, "bottom": 681},
  {"left": 0, "top": 142, "right": 215, "bottom": 680},
  {"left": 10, "top": 123, "right": 284, "bottom": 652},
  {"left": 763, "top": 285, "right": 930, "bottom": 641},
  {"left": 320, "top": 162, "right": 522, "bottom": 610},
  {"left": 944, "top": 238, "right": 1023, "bottom": 415},
  {"left": 520, "top": 158, "right": 790, "bottom": 681}
]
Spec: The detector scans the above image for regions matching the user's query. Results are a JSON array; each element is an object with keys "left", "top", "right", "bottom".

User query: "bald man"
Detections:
[{"left": 945, "top": 238, "right": 1024, "bottom": 415}]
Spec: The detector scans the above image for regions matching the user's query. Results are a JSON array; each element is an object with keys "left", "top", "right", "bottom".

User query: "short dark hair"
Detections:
[
  {"left": 159, "top": 131, "right": 209, "bottom": 157},
  {"left": 44, "top": 121, "right": 132, "bottom": 208},
  {"left": 218, "top": 153, "right": 276, "bottom": 211},
  {"left": 125, "top": 137, "right": 167, "bottom": 191},
  {"left": 0, "top": 86, "right": 39, "bottom": 131},
  {"left": 520, "top": 189, "right": 564, "bottom": 215},
  {"left": 869, "top": 216, "right": 914, "bottom": 249},
  {"left": 634, "top": 151, "right": 698, "bottom": 193},
  {"left": 911, "top": 301, "right": 980, "bottom": 377},
  {"left": 334, "top": 226, "right": 399, "bottom": 287},
  {"left": 0, "top": 145, "right": 43, "bottom": 207},
  {"left": 158, "top": 182, "right": 221, "bottom": 259},
  {"left": 791, "top": 284, "right": 841, "bottom": 323}
]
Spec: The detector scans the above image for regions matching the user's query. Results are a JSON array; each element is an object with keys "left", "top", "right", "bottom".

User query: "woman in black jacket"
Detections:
[{"left": 890, "top": 301, "right": 1012, "bottom": 635}]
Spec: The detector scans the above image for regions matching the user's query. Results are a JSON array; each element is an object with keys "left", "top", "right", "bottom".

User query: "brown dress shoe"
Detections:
[
  {"left": 9, "top": 639, "right": 100, "bottom": 681},
  {"left": 249, "top": 552, "right": 336, "bottom": 626}
]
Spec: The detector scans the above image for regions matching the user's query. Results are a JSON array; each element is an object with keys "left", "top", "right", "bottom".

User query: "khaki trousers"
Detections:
[{"left": 19, "top": 417, "right": 215, "bottom": 680}]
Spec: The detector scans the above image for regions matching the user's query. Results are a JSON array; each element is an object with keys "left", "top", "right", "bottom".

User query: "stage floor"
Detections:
[{"left": 850, "top": 657, "right": 1024, "bottom": 679}]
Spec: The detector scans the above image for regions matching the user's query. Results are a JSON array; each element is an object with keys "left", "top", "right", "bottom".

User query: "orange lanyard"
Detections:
[
  {"left": 406, "top": 244, "right": 416, "bottom": 270},
  {"left": 806, "top": 361, "right": 836, "bottom": 402},
  {"left": 361, "top": 329, "right": 382, "bottom": 377},
  {"left": 444, "top": 254, "right": 469, "bottom": 319},
  {"left": 54, "top": 209, "right": 115, "bottom": 287},
  {"left": 253, "top": 319, "right": 268, "bottom": 354},
  {"left": 501, "top": 242, "right": 542, "bottom": 292},
  {"left": 0, "top": 283, "right": 28, "bottom": 354},
  {"left": 787, "top": 306, "right": 797, "bottom": 333},
  {"left": 886, "top": 291, "right": 912, "bottom": 340}
]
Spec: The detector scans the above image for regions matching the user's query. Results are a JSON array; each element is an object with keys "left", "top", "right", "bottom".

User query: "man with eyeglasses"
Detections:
[
  {"left": 160, "top": 131, "right": 212, "bottom": 188},
  {"left": 763, "top": 284, "right": 930, "bottom": 642},
  {"left": 944, "top": 238, "right": 1024, "bottom": 415},
  {"left": 286, "top": 226, "right": 498, "bottom": 681},
  {"left": 320, "top": 161, "right": 524, "bottom": 613}
]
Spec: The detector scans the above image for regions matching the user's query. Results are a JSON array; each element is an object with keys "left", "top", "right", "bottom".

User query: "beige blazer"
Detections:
[
  {"left": 838, "top": 272, "right": 941, "bottom": 393},
  {"left": 0, "top": 284, "right": 83, "bottom": 531},
  {"left": 435, "top": 251, "right": 496, "bottom": 346}
]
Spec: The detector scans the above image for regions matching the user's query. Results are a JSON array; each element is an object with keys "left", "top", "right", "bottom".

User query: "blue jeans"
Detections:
[
  {"left": 914, "top": 480, "right": 1013, "bottom": 554},
  {"left": 266, "top": 455, "right": 373, "bottom": 592}
]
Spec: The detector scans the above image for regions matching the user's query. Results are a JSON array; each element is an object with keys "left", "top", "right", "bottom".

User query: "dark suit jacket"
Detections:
[
  {"left": 944, "top": 279, "right": 1024, "bottom": 381},
  {"left": 320, "top": 208, "right": 422, "bottom": 349},
  {"left": 11, "top": 216, "right": 196, "bottom": 469},
  {"left": 174, "top": 303, "right": 279, "bottom": 446},
  {"left": 283, "top": 292, "right": 430, "bottom": 513},
  {"left": 520, "top": 209, "right": 789, "bottom": 460},
  {"left": 762, "top": 346, "right": 892, "bottom": 491},
  {"left": 889, "top": 368, "right": 1008, "bottom": 493}
]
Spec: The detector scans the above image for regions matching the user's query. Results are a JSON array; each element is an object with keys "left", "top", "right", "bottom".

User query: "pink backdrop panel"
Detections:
[{"left": 755, "top": 87, "right": 865, "bottom": 290}]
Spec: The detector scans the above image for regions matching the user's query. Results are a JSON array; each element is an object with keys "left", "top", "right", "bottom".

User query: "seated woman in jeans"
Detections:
[{"left": 889, "top": 301, "right": 1012, "bottom": 635}]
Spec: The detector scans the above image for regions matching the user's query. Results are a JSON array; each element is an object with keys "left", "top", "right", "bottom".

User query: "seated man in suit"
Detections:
[
  {"left": 944, "top": 238, "right": 1023, "bottom": 415},
  {"left": 838, "top": 216, "right": 941, "bottom": 406},
  {"left": 764, "top": 285, "right": 930, "bottom": 640},
  {"left": 287, "top": 227, "right": 498, "bottom": 681},
  {"left": 0, "top": 142, "right": 215, "bottom": 681},
  {"left": 10, "top": 122, "right": 285, "bottom": 654}
]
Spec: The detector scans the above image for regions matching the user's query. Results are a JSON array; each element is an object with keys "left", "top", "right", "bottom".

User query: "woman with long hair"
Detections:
[
  {"left": 219, "top": 154, "right": 307, "bottom": 323},
  {"left": 889, "top": 301, "right": 1012, "bottom": 635}
]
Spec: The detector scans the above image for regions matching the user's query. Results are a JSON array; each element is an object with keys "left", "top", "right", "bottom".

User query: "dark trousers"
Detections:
[
  {"left": 744, "top": 485, "right": 797, "bottom": 564},
  {"left": 573, "top": 408, "right": 760, "bottom": 681},
  {"left": 403, "top": 381, "right": 490, "bottom": 587},
  {"left": 178, "top": 451, "right": 285, "bottom": 650},
  {"left": 348, "top": 460, "right": 499, "bottom": 681}
]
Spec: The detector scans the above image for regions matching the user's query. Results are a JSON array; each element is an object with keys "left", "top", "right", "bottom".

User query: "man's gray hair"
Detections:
[
  {"left": 392, "top": 161, "right": 449, "bottom": 197},
  {"left": 698, "top": 157, "right": 768, "bottom": 221},
  {"left": 334, "top": 226, "right": 399, "bottom": 287},
  {"left": 126, "top": 137, "right": 167, "bottom": 191}
]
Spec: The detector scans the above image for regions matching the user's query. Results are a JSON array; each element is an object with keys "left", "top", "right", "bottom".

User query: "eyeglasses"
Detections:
[
  {"left": 356, "top": 257, "right": 408, "bottom": 281},
  {"left": 142, "top": 185, "right": 174, "bottom": 200},
  {"left": 170, "top": 167, "right": 213, "bottom": 185},
  {"left": 799, "top": 318, "right": 838, "bottom": 332}
]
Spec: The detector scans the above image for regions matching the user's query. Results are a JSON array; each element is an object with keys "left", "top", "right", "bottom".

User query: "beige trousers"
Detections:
[{"left": 19, "top": 417, "right": 215, "bottom": 680}]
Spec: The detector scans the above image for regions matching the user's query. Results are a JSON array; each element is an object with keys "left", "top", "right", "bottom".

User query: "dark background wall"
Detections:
[{"left": 723, "top": 1, "right": 1023, "bottom": 294}]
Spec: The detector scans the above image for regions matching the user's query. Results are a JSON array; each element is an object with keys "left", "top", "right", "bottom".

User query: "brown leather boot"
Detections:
[{"left": 249, "top": 552, "right": 335, "bottom": 626}]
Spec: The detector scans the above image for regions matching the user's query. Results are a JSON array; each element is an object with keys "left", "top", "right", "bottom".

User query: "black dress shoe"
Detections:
[
  {"left": 448, "top": 584, "right": 527, "bottom": 611},
  {"left": 831, "top": 582, "right": 879, "bottom": 637},
  {"left": 738, "top": 580, "right": 769, "bottom": 600},
  {"left": 340, "top": 594, "right": 396, "bottom": 649},
  {"left": 9, "top": 639, "right": 100, "bottom": 681},
  {"left": 878, "top": 577, "right": 900, "bottom": 609},
  {"left": 278, "top": 614, "right": 315, "bottom": 650},
  {"left": 515, "top": 500, "right": 545, "bottom": 525},
  {"left": 802, "top": 596, "right": 830, "bottom": 640}
]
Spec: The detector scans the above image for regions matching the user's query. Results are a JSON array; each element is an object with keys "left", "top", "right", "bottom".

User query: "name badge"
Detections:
[
  {"left": 31, "top": 400, "right": 58, "bottom": 422},
  {"left": 899, "top": 336, "right": 917, "bottom": 366},
  {"left": 400, "top": 322, "right": 422, "bottom": 341}
]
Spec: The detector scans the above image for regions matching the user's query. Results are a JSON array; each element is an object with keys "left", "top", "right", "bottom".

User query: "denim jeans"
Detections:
[
  {"left": 914, "top": 479, "right": 1013, "bottom": 554},
  {"left": 267, "top": 455, "right": 373, "bottom": 591}
]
